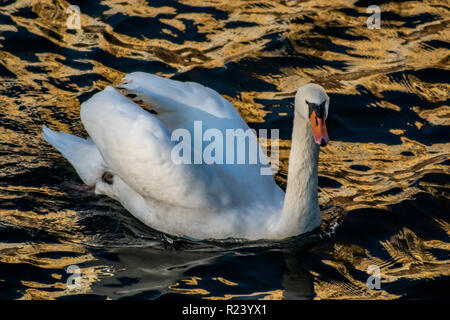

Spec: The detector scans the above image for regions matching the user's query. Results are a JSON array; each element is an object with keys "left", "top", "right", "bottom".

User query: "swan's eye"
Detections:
[
  {"left": 305, "top": 100, "right": 314, "bottom": 116},
  {"left": 306, "top": 100, "right": 325, "bottom": 119}
]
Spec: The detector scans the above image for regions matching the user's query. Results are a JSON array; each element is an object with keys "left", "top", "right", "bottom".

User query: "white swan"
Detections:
[{"left": 42, "top": 72, "right": 330, "bottom": 240}]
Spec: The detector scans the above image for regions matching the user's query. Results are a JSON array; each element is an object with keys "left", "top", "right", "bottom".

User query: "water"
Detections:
[{"left": 0, "top": 0, "right": 449, "bottom": 300}]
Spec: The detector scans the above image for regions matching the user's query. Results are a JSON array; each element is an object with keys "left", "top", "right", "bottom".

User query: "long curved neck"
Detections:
[{"left": 278, "top": 112, "right": 321, "bottom": 237}]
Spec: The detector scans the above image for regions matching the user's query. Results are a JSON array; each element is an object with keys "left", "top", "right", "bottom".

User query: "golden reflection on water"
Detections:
[
  {"left": 315, "top": 226, "right": 450, "bottom": 299},
  {"left": 0, "top": 0, "right": 448, "bottom": 299},
  {"left": 169, "top": 276, "right": 284, "bottom": 300}
]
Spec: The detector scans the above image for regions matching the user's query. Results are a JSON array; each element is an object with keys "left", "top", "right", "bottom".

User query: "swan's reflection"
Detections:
[
  {"left": 88, "top": 246, "right": 315, "bottom": 300},
  {"left": 281, "top": 250, "right": 315, "bottom": 300}
]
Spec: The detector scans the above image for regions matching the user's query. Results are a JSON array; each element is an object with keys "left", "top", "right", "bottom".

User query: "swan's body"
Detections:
[{"left": 42, "top": 72, "right": 330, "bottom": 240}]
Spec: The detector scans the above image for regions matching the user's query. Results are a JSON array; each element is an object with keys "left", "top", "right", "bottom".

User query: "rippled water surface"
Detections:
[{"left": 0, "top": 0, "right": 449, "bottom": 299}]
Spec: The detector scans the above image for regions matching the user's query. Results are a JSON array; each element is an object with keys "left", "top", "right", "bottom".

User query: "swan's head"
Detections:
[{"left": 295, "top": 83, "right": 330, "bottom": 147}]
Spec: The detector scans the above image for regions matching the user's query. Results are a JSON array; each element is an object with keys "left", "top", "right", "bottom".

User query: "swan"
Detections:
[{"left": 42, "top": 72, "right": 330, "bottom": 240}]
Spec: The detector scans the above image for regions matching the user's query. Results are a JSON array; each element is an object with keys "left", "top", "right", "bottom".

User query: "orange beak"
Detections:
[{"left": 310, "top": 112, "right": 329, "bottom": 146}]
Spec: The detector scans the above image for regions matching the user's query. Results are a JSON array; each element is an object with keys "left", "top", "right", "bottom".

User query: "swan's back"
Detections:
[{"left": 116, "top": 73, "right": 283, "bottom": 202}]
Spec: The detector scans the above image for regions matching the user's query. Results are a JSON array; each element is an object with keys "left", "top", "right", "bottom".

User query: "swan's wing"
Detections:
[
  {"left": 118, "top": 72, "right": 248, "bottom": 132},
  {"left": 80, "top": 86, "right": 231, "bottom": 209},
  {"left": 117, "top": 72, "right": 283, "bottom": 203}
]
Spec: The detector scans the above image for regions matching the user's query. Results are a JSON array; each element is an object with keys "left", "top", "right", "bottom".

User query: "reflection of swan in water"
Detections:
[
  {"left": 87, "top": 246, "right": 314, "bottom": 300},
  {"left": 42, "top": 72, "right": 330, "bottom": 240},
  {"left": 281, "top": 250, "right": 315, "bottom": 299}
]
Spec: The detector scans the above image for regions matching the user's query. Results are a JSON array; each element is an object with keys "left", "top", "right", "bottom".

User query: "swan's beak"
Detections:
[{"left": 310, "top": 112, "right": 329, "bottom": 147}]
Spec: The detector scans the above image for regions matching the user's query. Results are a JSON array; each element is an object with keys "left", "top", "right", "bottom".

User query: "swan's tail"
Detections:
[{"left": 42, "top": 126, "right": 105, "bottom": 186}]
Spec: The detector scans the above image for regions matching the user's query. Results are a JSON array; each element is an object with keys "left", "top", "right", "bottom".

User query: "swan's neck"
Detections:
[{"left": 278, "top": 113, "right": 321, "bottom": 236}]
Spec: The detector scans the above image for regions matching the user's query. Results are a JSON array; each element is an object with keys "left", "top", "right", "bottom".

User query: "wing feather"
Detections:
[
  {"left": 81, "top": 86, "right": 230, "bottom": 209},
  {"left": 118, "top": 72, "right": 246, "bottom": 131},
  {"left": 117, "top": 73, "right": 281, "bottom": 202}
]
